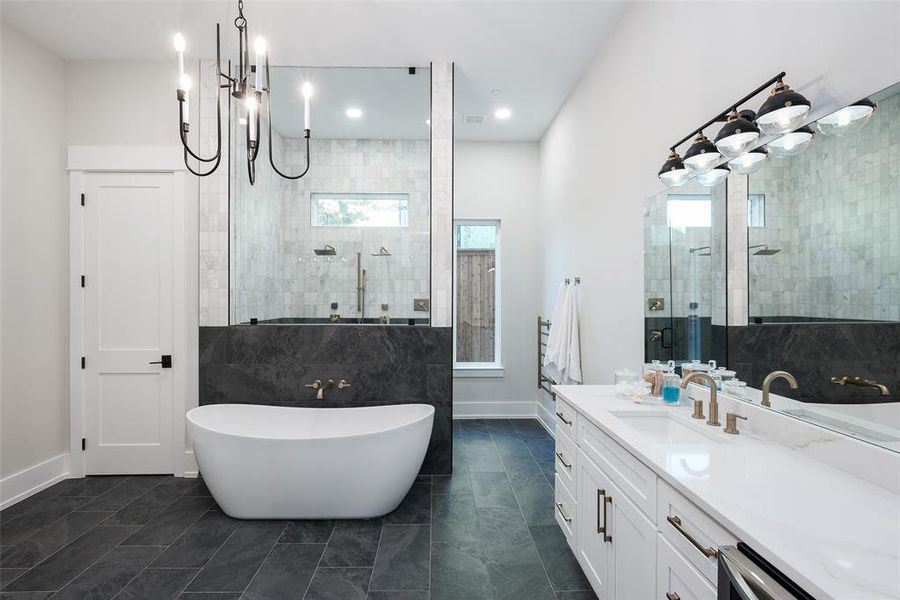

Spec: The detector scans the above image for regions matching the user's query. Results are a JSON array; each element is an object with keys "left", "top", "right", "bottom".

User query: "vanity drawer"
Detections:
[
  {"left": 554, "top": 473, "right": 577, "bottom": 552},
  {"left": 657, "top": 533, "right": 716, "bottom": 600},
  {"left": 657, "top": 480, "right": 736, "bottom": 584},
  {"left": 578, "top": 418, "right": 658, "bottom": 518},
  {"left": 554, "top": 396, "right": 579, "bottom": 442},
  {"left": 554, "top": 427, "right": 578, "bottom": 497}
]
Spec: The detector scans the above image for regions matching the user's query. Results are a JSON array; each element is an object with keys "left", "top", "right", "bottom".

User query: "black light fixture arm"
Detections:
[
  {"left": 178, "top": 24, "right": 227, "bottom": 171},
  {"left": 669, "top": 71, "right": 786, "bottom": 151},
  {"left": 264, "top": 55, "right": 312, "bottom": 180}
]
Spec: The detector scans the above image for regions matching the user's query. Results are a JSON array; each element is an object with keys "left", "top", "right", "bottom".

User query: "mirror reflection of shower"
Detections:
[
  {"left": 688, "top": 246, "right": 711, "bottom": 360},
  {"left": 749, "top": 244, "right": 782, "bottom": 256}
]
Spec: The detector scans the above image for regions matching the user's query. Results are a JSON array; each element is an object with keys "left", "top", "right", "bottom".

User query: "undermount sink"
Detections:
[{"left": 610, "top": 411, "right": 723, "bottom": 444}]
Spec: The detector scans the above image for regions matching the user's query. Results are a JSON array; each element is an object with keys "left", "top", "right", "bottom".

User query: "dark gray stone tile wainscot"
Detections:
[{"left": 199, "top": 325, "right": 453, "bottom": 474}]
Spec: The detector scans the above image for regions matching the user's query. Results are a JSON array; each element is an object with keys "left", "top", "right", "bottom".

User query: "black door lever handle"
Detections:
[{"left": 149, "top": 355, "right": 172, "bottom": 368}]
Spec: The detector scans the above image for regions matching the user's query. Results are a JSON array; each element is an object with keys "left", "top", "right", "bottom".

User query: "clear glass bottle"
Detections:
[
  {"left": 642, "top": 360, "right": 665, "bottom": 399},
  {"left": 662, "top": 363, "right": 682, "bottom": 405}
]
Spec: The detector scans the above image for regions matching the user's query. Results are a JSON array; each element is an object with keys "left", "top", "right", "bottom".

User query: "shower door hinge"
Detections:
[
  {"left": 81, "top": 438, "right": 86, "bottom": 451},
  {"left": 80, "top": 193, "right": 85, "bottom": 206},
  {"left": 81, "top": 356, "right": 85, "bottom": 369},
  {"left": 80, "top": 275, "right": 85, "bottom": 288}
]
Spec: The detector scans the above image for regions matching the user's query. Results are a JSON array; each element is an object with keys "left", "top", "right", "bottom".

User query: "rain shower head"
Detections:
[
  {"left": 370, "top": 246, "right": 391, "bottom": 257},
  {"left": 314, "top": 244, "right": 337, "bottom": 256},
  {"left": 749, "top": 244, "right": 782, "bottom": 256},
  {"left": 690, "top": 246, "right": 711, "bottom": 256}
]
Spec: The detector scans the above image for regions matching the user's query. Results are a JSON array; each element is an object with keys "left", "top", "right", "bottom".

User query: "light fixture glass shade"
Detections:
[
  {"left": 756, "top": 82, "right": 811, "bottom": 135},
  {"left": 714, "top": 111, "right": 760, "bottom": 158},
  {"left": 767, "top": 126, "right": 814, "bottom": 158},
  {"left": 728, "top": 147, "right": 768, "bottom": 174},
  {"left": 658, "top": 151, "right": 690, "bottom": 187},
  {"left": 697, "top": 164, "right": 729, "bottom": 187},
  {"left": 683, "top": 133, "right": 721, "bottom": 174},
  {"left": 816, "top": 99, "right": 876, "bottom": 137}
]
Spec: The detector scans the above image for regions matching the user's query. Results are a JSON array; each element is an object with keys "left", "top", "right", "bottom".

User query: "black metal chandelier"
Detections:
[{"left": 174, "top": 0, "right": 313, "bottom": 185}]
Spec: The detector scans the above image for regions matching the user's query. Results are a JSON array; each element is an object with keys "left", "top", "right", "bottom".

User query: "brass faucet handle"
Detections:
[
  {"left": 691, "top": 398, "right": 705, "bottom": 420},
  {"left": 724, "top": 412, "right": 748, "bottom": 435},
  {"left": 337, "top": 379, "right": 352, "bottom": 390},
  {"left": 305, "top": 379, "right": 323, "bottom": 390}
]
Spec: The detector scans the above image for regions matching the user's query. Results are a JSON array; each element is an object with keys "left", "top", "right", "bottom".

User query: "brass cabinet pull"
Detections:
[
  {"left": 554, "top": 451, "right": 572, "bottom": 469},
  {"left": 597, "top": 489, "right": 612, "bottom": 542},
  {"left": 666, "top": 515, "right": 717, "bottom": 558},
  {"left": 555, "top": 502, "right": 572, "bottom": 523},
  {"left": 666, "top": 593, "right": 681, "bottom": 600},
  {"left": 555, "top": 411, "right": 573, "bottom": 426}
]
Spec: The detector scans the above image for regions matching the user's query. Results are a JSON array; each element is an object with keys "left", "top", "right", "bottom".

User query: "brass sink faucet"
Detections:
[{"left": 681, "top": 372, "right": 720, "bottom": 427}]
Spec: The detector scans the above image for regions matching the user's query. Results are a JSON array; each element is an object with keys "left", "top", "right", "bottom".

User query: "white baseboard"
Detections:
[
  {"left": 0, "top": 453, "right": 71, "bottom": 510},
  {"left": 453, "top": 401, "right": 537, "bottom": 419},
  {"left": 182, "top": 450, "right": 199, "bottom": 478}
]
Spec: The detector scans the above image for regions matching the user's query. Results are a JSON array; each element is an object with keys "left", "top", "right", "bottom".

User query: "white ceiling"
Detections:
[{"left": 0, "top": 0, "right": 629, "bottom": 141}]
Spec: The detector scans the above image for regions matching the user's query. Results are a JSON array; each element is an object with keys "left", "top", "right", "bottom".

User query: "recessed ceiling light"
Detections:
[
  {"left": 494, "top": 107, "right": 511, "bottom": 120},
  {"left": 346, "top": 107, "right": 363, "bottom": 119}
]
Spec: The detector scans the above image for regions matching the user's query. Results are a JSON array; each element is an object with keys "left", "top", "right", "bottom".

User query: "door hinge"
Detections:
[
  {"left": 81, "top": 356, "right": 86, "bottom": 369},
  {"left": 81, "top": 438, "right": 86, "bottom": 451},
  {"left": 80, "top": 275, "right": 85, "bottom": 288},
  {"left": 80, "top": 193, "right": 85, "bottom": 206}
]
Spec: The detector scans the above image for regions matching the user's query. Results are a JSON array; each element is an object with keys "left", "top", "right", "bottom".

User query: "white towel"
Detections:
[
  {"left": 563, "top": 284, "right": 582, "bottom": 384},
  {"left": 543, "top": 282, "right": 568, "bottom": 383}
]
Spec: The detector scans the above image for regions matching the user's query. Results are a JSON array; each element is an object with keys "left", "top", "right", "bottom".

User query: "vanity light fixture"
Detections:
[
  {"left": 697, "top": 163, "right": 730, "bottom": 188},
  {"left": 767, "top": 125, "right": 815, "bottom": 159},
  {"left": 173, "top": 0, "right": 314, "bottom": 185},
  {"left": 657, "top": 71, "right": 809, "bottom": 188},
  {"left": 727, "top": 146, "right": 768, "bottom": 175},
  {"left": 755, "top": 78, "right": 812, "bottom": 136},
  {"left": 817, "top": 98, "right": 877, "bottom": 137},
  {"left": 657, "top": 150, "right": 691, "bottom": 187},
  {"left": 683, "top": 133, "right": 721, "bottom": 174},
  {"left": 714, "top": 109, "right": 760, "bottom": 158}
]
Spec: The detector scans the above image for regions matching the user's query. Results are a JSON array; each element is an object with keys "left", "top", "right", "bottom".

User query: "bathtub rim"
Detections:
[{"left": 186, "top": 402, "right": 435, "bottom": 442}]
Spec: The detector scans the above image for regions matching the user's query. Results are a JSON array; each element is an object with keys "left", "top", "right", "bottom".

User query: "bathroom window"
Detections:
[
  {"left": 311, "top": 192, "right": 409, "bottom": 227},
  {"left": 454, "top": 220, "right": 501, "bottom": 372},
  {"left": 748, "top": 193, "right": 766, "bottom": 227},
  {"left": 667, "top": 194, "right": 711, "bottom": 229}
]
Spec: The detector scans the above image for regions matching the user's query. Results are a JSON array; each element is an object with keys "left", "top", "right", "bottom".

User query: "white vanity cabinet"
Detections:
[{"left": 554, "top": 393, "right": 735, "bottom": 600}]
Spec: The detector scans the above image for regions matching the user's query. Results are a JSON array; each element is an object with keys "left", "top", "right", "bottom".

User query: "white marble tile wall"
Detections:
[
  {"left": 430, "top": 62, "right": 454, "bottom": 328},
  {"left": 198, "top": 59, "right": 230, "bottom": 326},
  {"left": 747, "top": 92, "right": 900, "bottom": 321},
  {"left": 279, "top": 138, "right": 430, "bottom": 320},
  {"left": 726, "top": 174, "right": 750, "bottom": 326}
]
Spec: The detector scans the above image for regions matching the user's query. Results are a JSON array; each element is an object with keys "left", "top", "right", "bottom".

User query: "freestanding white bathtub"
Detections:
[{"left": 186, "top": 403, "right": 434, "bottom": 519}]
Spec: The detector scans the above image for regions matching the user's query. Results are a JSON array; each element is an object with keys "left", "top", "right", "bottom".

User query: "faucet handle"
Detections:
[
  {"left": 724, "top": 412, "right": 748, "bottom": 435},
  {"left": 337, "top": 379, "right": 351, "bottom": 390},
  {"left": 691, "top": 398, "right": 705, "bottom": 420},
  {"left": 305, "top": 379, "right": 322, "bottom": 390}
]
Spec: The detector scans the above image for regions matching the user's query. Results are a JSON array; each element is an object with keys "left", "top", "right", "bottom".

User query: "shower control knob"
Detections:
[{"left": 337, "top": 379, "right": 352, "bottom": 390}]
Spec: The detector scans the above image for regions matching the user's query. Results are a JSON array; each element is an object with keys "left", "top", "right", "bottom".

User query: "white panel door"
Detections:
[{"left": 83, "top": 172, "right": 175, "bottom": 474}]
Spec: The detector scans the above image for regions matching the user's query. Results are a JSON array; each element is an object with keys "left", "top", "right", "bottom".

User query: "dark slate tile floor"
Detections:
[{"left": 0, "top": 419, "right": 595, "bottom": 600}]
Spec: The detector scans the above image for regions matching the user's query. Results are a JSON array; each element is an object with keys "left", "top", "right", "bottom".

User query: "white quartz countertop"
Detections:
[{"left": 552, "top": 384, "right": 900, "bottom": 600}]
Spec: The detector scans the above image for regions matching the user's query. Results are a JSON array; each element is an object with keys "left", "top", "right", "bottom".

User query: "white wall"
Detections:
[
  {"left": 1, "top": 23, "right": 68, "bottom": 480},
  {"left": 538, "top": 1, "right": 900, "bottom": 396},
  {"left": 65, "top": 60, "right": 178, "bottom": 146},
  {"left": 454, "top": 142, "right": 541, "bottom": 416}
]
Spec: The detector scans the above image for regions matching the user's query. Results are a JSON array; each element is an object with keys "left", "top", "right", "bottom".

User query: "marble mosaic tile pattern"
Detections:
[{"left": 748, "top": 92, "right": 900, "bottom": 321}]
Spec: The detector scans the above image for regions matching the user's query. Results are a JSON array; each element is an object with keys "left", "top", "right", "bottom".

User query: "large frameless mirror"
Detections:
[{"left": 229, "top": 65, "right": 431, "bottom": 325}]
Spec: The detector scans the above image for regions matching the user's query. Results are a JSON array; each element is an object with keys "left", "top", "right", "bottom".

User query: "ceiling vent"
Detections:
[{"left": 463, "top": 114, "right": 486, "bottom": 125}]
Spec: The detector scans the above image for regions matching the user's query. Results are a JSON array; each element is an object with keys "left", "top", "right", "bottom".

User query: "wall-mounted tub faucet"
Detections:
[{"left": 831, "top": 375, "right": 890, "bottom": 396}]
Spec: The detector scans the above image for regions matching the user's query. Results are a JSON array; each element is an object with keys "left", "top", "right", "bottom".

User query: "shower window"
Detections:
[
  {"left": 748, "top": 193, "right": 766, "bottom": 227},
  {"left": 311, "top": 192, "right": 409, "bottom": 227},
  {"left": 667, "top": 194, "right": 711, "bottom": 229},
  {"left": 454, "top": 220, "right": 501, "bottom": 370}
]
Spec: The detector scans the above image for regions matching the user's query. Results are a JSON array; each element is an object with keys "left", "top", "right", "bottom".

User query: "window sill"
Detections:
[{"left": 453, "top": 366, "right": 505, "bottom": 379}]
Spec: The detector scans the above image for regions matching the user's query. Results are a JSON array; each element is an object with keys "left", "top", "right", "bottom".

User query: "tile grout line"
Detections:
[
  {"left": 239, "top": 520, "right": 289, "bottom": 596},
  {"left": 178, "top": 511, "right": 246, "bottom": 594},
  {"left": 365, "top": 519, "right": 386, "bottom": 595},
  {"left": 301, "top": 524, "right": 335, "bottom": 599}
]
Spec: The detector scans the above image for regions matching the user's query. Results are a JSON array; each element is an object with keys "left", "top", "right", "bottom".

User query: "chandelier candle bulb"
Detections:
[
  {"left": 179, "top": 74, "right": 192, "bottom": 124},
  {"left": 302, "top": 82, "right": 313, "bottom": 130},
  {"left": 254, "top": 38, "right": 265, "bottom": 90},
  {"left": 173, "top": 33, "right": 185, "bottom": 79}
]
